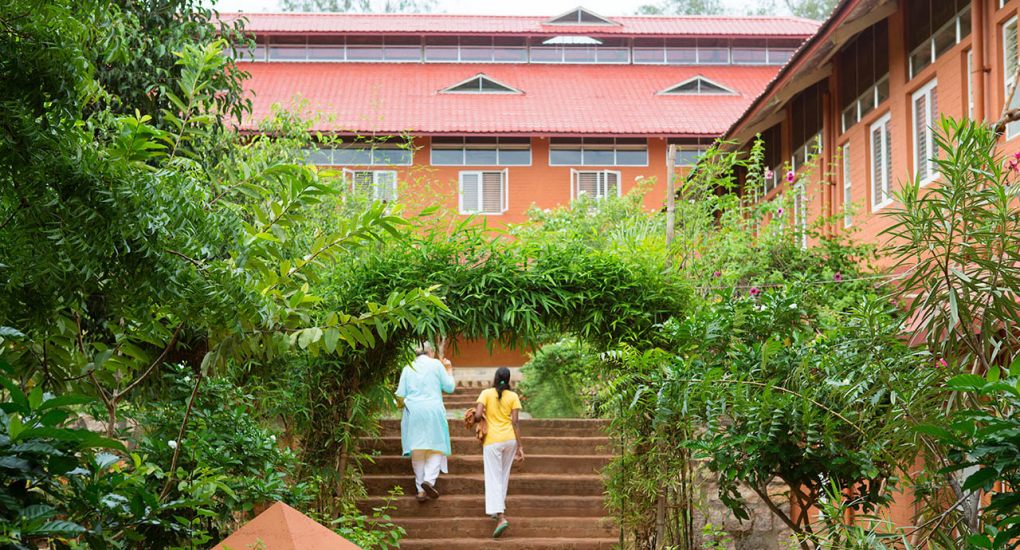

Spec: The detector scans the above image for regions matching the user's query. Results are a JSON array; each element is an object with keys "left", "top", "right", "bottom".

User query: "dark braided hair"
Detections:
[{"left": 493, "top": 367, "right": 512, "bottom": 399}]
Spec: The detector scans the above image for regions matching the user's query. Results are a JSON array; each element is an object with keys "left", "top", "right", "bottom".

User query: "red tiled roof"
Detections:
[
  {"left": 239, "top": 62, "right": 782, "bottom": 135},
  {"left": 222, "top": 12, "right": 820, "bottom": 37}
]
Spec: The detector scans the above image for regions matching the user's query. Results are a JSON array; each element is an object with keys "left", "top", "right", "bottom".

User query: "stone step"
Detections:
[
  {"left": 358, "top": 495, "right": 608, "bottom": 518},
  {"left": 378, "top": 418, "right": 608, "bottom": 438},
  {"left": 362, "top": 473, "right": 605, "bottom": 497},
  {"left": 363, "top": 454, "right": 609, "bottom": 476},
  {"left": 361, "top": 436, "right": 611, "bottom": 455},
  {"left": 397, "top": 537, "right": 619, "bottom": 549},
  {"left": 386, "top": 517, "right": 616, "bottom": 539}
]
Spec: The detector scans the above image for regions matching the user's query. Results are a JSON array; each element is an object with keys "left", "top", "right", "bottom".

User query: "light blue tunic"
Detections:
[{"left": 396, "top": 355, "right": 455, "bottom": 457}]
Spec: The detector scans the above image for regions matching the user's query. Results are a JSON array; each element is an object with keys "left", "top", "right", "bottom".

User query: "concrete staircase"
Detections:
[{"left": 358, "top": 387, "right": 617, "bottom": 549}]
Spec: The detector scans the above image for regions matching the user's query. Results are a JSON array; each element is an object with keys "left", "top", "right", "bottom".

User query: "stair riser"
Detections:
[
  {"left": 380, "top": 518, "right": 616, "bottom": 539},
  {"left": 358, "top": 496, "right": 608, "bottom": 518},
  {"left": 380, "top": 426, "right": 607, "bottom": 438},
  {"left": 362, "top": 437, "right": 611, "bottom": 455},
  {"left": 398, "top": 539, "right": 619, "bottom": 549},
  {"left": 363, "top": 456, "right": 609, "bottom": 476},
  {"left": 363, "top": 476, "right": 605, "bottom": 497},
  {"left": 378, "top": 419, "right": 609, "bottom": 430}
]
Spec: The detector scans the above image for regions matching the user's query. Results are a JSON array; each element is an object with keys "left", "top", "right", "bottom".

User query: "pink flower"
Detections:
[
  {"left": 776, "top": 207, "right": 784, "bottom": 216},
  {"left": 749, "top": 287, "right": 761, "bottom": 297},
  {"left": 1009, "top": 159, "right": 1019, "bottom": 173},
  {"left": 1013, "top": 151, "right": 1020, "bottom": 161},
  {"left": 786, "top": 170, "right": 796, "bottom": 183},
  {"left": 833, "top": 272, "right": 843, "bottom": 282},
  {"left": 936, "top": 358, "right": 948, "bottom": 369},
  {"left": 712, "top": 271, "right": 722, "bottom": 278},
  {"left": 764, "top": 168, "right": 774, "bottom": 180}
]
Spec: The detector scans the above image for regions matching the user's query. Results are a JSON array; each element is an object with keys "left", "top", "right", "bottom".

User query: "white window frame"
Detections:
[
  {"left": 912, "top": 79, "right": 939, "bottom": 186},
  {"left": 1003, "top": 16, "right": 1020, "bottom": 140},
  {"left": 842, "top": 143, "right": 853, "bottom": 228},
  {"left": 570, "top": 169, "right": 622, "bottom": 200},
  {"left": 343, "top": 169, "right": 398, "bottom": 202},
  {"left": 548, "top": 138, "right": 649, "bottom": 167},
  {"left": 870, "top": 113, "right": 893, "bottom": 211},
  {"left": 429, "top": 137, "right": 532, "bottom": 166},
  {"left": 458, "top": 169, "right": 509, "bottom": 215},
  {"left": 908, "top": 5, "right": 971, "bottom": 79}
]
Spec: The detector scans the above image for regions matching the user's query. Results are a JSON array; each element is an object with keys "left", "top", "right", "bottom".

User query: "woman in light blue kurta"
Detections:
[{"left": 395, "top": 341, "right": 455, "bottom": 501}]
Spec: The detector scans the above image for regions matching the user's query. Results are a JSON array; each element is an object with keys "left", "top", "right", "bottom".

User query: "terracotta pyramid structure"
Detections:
[{"left": 213, "top": 501, "right": 361, "bottom": 550}]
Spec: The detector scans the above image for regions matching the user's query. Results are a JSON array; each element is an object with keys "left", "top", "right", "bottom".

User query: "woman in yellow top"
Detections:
[{"left": 473, "top": 367, "right": 524, "bottom": 538}]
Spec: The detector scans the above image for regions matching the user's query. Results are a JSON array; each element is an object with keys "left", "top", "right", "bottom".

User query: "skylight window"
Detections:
[
  {"left": 440, "top": 74, "right": 521, "bottom": 94},
  {"left": 659, "top": 76, "right": 736, "bottom": 95},
  {"left": 545, "top": 7, "right": 618, "bottom": 26}
]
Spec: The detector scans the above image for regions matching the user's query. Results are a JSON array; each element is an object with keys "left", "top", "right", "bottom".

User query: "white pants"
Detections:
[
  {"left": 483, "top": 440, "right": 517, "bottom": 515},
  {"left": 411, "top": 450, "right": 445, "bottom": 492}
]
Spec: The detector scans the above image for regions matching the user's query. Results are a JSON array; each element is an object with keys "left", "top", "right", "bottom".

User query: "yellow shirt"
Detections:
[{"left": 476, "top": 388, "right": 521, "bottom": 446}]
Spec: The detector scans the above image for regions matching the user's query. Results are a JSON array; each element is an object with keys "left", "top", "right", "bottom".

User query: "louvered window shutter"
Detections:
[
  {"left": 460, "top": 172, "right": 481, "bottom": 213},
  {"left": 872, "top": 125, "right": 884, "bottom": 207},
  {"left": 914, "top": 93, "right": 928, "bottom": 182},
  {"left": 481, "top": 171, "right": 504, "bottom": 213},
  {"left": 576, "top": 171, "right": 599, "bottom": 197}
]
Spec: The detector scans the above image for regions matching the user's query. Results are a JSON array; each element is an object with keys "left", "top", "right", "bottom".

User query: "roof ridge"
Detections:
[{"left": 221, "top": 11, "right": 819, "bottom": 24}]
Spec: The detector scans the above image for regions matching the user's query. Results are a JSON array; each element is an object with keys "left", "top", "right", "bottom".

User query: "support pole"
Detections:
[{"left": 666, "top": 144, "right": 677, "bottom": 247}]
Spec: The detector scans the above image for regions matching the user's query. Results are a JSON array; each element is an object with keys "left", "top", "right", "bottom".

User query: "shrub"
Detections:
[{"left": 519, "top": 338, "right": 598, "bottom": 418}]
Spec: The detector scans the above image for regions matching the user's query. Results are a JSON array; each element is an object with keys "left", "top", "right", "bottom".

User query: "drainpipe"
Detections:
[{"left": 974, "top": 0, "right": 986, "bottom": 121}]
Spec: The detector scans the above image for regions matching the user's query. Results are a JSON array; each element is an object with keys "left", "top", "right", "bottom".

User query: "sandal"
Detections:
[
  {"left": 416, "top": 490, "right": 427, "bottom": 502},
  {"left": 492, "top": 519, "right": 509, "bottom": 538},
  {"left": 422, "top": 481, "right": 440, "bottom": 499}
]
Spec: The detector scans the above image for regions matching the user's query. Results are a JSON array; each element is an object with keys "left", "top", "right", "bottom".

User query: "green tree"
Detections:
[
  {"left": 280, "top": 0, "right": 437, "bottom": 12},
  {"left": 784, "top": 0, "right": 838, "bottom": 20},
  {"left": 636, "top": 0, "right": 726, "bottom": 15}
]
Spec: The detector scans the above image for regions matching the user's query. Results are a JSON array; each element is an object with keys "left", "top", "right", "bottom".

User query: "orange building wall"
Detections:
[
  {"left": 750, "top": 0, "right": 1020, "bottom": 533},
  {"left": 325, "top": 136, "right": 676, "bottom": 226}
]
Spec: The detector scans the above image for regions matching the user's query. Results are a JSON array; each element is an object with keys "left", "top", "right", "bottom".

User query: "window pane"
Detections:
[
  {"left": 425, "top": 46, "right": 459, "bottom": 61},
  {"left": 431, "top": 148, "right": 463, "bottom": 165},
  {"left": 909, "top": 43, "right": 931, "bottom": 78},
  {"left": 493, "top": 47, "right": 528, "bottom": 62},
  {"left": 498, "top": 149, "right": 531, "bottom": 165},
  {"left": 698, "top": 47, "right": 729, "bottom": 64},
  {"left": 384, "top": 46, "right": 421, "bottom": 61},
  {"left": 374, "top": 148, "right": 413, "bottom": 165},
  {"left": 597, "top": 48, "right": 630, "bottom": 63},
  {"left": 304, "top": 148, "right": 333, "bottom": 165},
  {"left": 460, "top": 47, "right": 493, "bottom": 62},
  {"left": 665, "top": 48, "right": 697, "bottom": 64},
  {"left": 615, "top": 149, "right": 648, "bottom": 165},
  {"left": 633, "top": 48, "right": 665, "bottom": 64},
  {"left": 550, "top": 148, "right": 582, "bottom": 165},
  {"left": 307, "top": 46, "right": 344, "bottom": 61},
  {"left": 347, "top": 46, "right": 384, "bottom": 60},
  {"left": 732, "top": 48, "right": 767, "bottom": 64},
  {"left": 563, "top": 47, "right": 597, "bottom": 63},
  {"left": 675, "top": 149, "right": 704, "bottom": 166},
  {"left": 582, "top": 148, "right": 615, "bottom": 165},
  {"left": 465, "top": 148, "right": 499, "bottom": 165},
  {"left": 481, "top": 172, "right": 504, "bottom": 213},
  {"left": 768, "top": 48, "right": 794, "bottom": 64},
  {"left": 334, "top": 148, "right": 373, "bottom": 165},
  {"left": 530, "top": 47, "right": 562, "bottom": 63},
  {"left": 269, "top": 46, "right": 306, "bottom": 61},
  {"left": 933, "top": 21, "right": 957, "bottom": 58}
]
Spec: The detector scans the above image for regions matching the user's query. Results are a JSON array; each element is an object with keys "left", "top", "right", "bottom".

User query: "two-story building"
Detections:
[{"left": 225, "top": 6, "right": 818, "bottom": 371}]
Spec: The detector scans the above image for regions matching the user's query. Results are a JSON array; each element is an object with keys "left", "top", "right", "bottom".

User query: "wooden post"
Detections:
[{"left": 666, "top": 144, "right": 677, "bottom": 246}]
